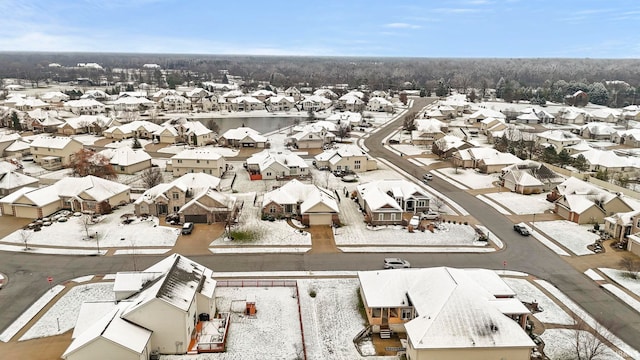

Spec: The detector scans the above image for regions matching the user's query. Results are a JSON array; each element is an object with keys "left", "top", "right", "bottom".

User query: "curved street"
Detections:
[{"left": 1, "top": 98, "right": 640, "bottom": 351}]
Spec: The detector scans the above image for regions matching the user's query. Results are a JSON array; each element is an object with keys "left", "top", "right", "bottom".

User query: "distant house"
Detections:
[
  {"left": 357, "top": 179, "right": 430, "bottom": 225},
  {"left": 579, "top": 122, "right": 617, "bottom": 141},
  {"left": 338, "top": 94, "right": 364, "bottom": 112},
  {"left": 284, "top": 86, "right": 302, "bottom": 101},
  {"left": 501, "top": 161, "right": 564, "bottom": 193},
  {"left": 535, "top": 130, "right": 582, "bottom": 151},
  {"left": 112, "top": 96, "right": 156, "bottom": 112},
  {"left": 556, "top": 108, "right": 588, "bottom": 124},
  {"left": 261, "top": 179, "right": 339, "bottom": 226},
  {"left": 615, "top": 128, "right": 640, "bottom": 147},
  {"left": 366, "top": 97, "right": 393, "bottom": 112},
  {"left": 314, "top": 144, "right": 377, "bottom": 172},
  {"left": 467, "top": 108, "right": 505, "bottom": 123},
  {"left": 411, "top": 119, "right": 447, "bottom": 146},
  {"left": 246, "top": 150, "right": 309, "bottom": 180},
  {"left": 229, "top": 96, "right": 265, "bottom": 112},
  {"left": 0, "top": 175, "right": 130, "bottom": 218},
  {"left": 0, "top": 170, "right": 39, "bottom": 197},
  {"left": 159, "top": 95, "right": 191, "bottom": 112},
  {"left": 167, "top": 148, "right": 226, "bottom": 177},
  {"left": 103, "top": 120, "right": 163, "bottom": 140},
  {"left": 432, "top": 135, "right": 473, "bottom": 159},
  {"left": 358, "top": 267, "right": 534, "bottom": 360},
  {"left": 57, "top": 115, "right": 113, "bottom": 135},
  {"left": 604, "top": 210, "right": 640, "bottom": 243},
  {"left": 40, "top": 91, "right": 70, "bottom": 104},
  {"left": 29, "top": 136, "right": 84, "bottom": 170},
  {"left": 452, "top": 148, "right": 522, "bottom": 174},
  {"left": 266, "top": 96, "right": 295, "bottom": 111},
  {"left": 551, "top": 177, "right": 635, "bottom": 224},
  {"left": 219, "top": 127, "right": 267, "bottom": 148},
  {"left": 250, "top": 89, "right": 276, "bottom": 102},
  {"left": 99, "top": 147, "right": 152, "bottom": 174},
  {"left": 64, "top": 99, "right": 106, "bottom": 115},
  {"left": 301, "top": 95, "right": 333, "bottom": 112},
  {"left": 570, "top": 149, "right": 634, "bottom": 174},
  {"left": 62, "top": 254, "right": 217, "bottom": 359},
  {"left": 564, "top": 90, "right": 589, "bottom": 107}
]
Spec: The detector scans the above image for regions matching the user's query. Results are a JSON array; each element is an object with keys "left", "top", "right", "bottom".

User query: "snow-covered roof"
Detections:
[
  {"left": 414, "top": 119, "right": 445, "bottom": 133},
  {"left": 180, "top": 188, "right": 237, "bottom": 214},
  {"left": 64, "top": 99, "right": 105, "bottom": 109},
  {"left": 54, "top": 175, "right": 130, "bottom": 202},
  {"left": 571, "top": 149, "right": 632, "bottom": 169},
  {"left": 303, "top": 95, "right": 333, "bottom": 104},
  {"left": 313, "top": 89, "right": 337, "bottom": 98},
  {"left": 469, "top": 108, "right": 506, "bottom": 120},
  {"left": 104, "top": 120, "right": 163, "bottom": 135},
  {"left": 436, "top": 135, "right": 468, "bottom": 152},
  {"left": 113, "top": 96, "right": 155, "bottom": 106},
  {"left": 0, "top": 132, "right": 21, "bottom": 144},
  {"left": 221, "top": 127, "right": 266, "bottom": 142},
  {"left": 99, "top": 147, "right": 151, "bottom": 166},
  {"left": 262, "top": 179, "right": 338, "bottom": 213},
  {"left": 536, "top": 130, "right": 581, "bottom": 142},
  {"left": 580, "top": 122, "right": 617, "bottom": 136},
  {"left": 134, "top": 172, "right": 221, "bottom": 205},
  {"left": 30, "top": 135, "right": 81, "bottom": 149},
  {"left": 325, "top": 111, "right": 363, "bottom": 125},
  {"left": 358, "top": 267, "right": 534, "bottom": 350},
  {"left": 357, "top": 179, "right": 429, "bottom": 212},
  {"left": 230, "top": 96, "right": 262, "bottom": 104},
  {"left": 59, "top": 114, "right": 112, "bottom": 129},
  {"left": 171, "top": 147, "right": 223, "bottom": 161},
  {"left": 0, "top": 171, "right": 38, "bottom": 190},
  {"left": 0, "top": 185, "right": 59, "bottom": 207},
  {"left": 247, "top": 150, "right": 309, "bottom": 172},
  {"left": 314, "top": 144, "right": 369, "bottom": 162},
  {"left": 182, "top": 120, "right": 213, "bottom": 136}
]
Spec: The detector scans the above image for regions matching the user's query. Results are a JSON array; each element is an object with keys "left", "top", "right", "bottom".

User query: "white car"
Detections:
[
  {"left": 384, "top": 258, "right": 411, "bottom": 269},
  {"left": 409, "top": 216, "right": 421, "bottom": 227},
  {"left": 420, "top": 211, "right": 440, "bottom": 220}
]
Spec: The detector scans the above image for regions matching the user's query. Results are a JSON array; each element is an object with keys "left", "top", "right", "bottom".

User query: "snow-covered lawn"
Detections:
[
  {"left": 20, "top": 283, "right": 114, "bottom": 341},
  {"left": 104, "top": 138, "right": 151, "bottom": 148},
  {"left": 210, "top": 193, "right": 311, "bottom": 247},
  {"left": 533, "top": 220, "right": 599, "bottom": 256},
  {"left": 413, "top": 157, "right": 441, "bottom": 167},
  {"left": 0, "top": 285, "right": 64, "bottom": 342},
  {"left": 433, "top": 168, "right": 499, "bottom": 189},
  {"left": 483, "top": 192, "right": 554, "bottom": 215},
  {"left": 540, "top": 329, "right": 624, "bottom": 360},
  {"left": 502, "top": 278, "right": 573, "bottom": 325},
  {"left": 599, "top": 268, "right": 640, "bottom": 296},
  {"left": 0, "top": 204, "right": 179, "bottom": 248},
  {"left": 389, "top": 143, "right": 427, "bottom": 156}
]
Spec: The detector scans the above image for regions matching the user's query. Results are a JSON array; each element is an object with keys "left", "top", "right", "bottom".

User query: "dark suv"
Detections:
[{"left": 513, "top": 224, "right": 530, "bottom": 236}]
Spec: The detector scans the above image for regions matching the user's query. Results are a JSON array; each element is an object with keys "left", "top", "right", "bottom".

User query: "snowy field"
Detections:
[
  {"left": 0, "top": 204, "right": 179, "bottom": 248},
  {"left": 433, "top": 168, "right": 499, "bottom": 189},
  {"left": 483, "top": 192, "right": 554, "bottom": 215},
  {"left": 599, "top": 268, "right": 640, "bottom": 296},
  {"left": 540, "top": 329, "right": 624, "bottom": 360},
  {"left": 210, "top": 192, "right": 312, "bottom": 247},
  {"left": 533, "top": 220, "right": 599, "bottom": 256},
  {"left": 502, "top": 278, "right": 573, "bottom": 325},
  {"left": 20, "top": 283, "right": 114, "bottom": 341}
]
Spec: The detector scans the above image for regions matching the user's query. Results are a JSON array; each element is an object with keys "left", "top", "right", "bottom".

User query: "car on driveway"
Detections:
[
  {"left": 181, "top": 222, "right": 194, "bottom": 235},
  {"left": 384, "top": 258, "right": 411, "bottom": 269},
  {"left": 513, "top": 224, "right": 530, "bottom": 236},
  {"left": 420, "top": 210, "right": 440, "bottom": 220},
  {"left": 409, "top": 216, "right": 421, "bottom": 227}
]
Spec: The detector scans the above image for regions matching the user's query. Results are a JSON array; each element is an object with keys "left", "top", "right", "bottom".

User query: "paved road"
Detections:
[{"left": 1, "top": 99, "right": 640, "bottom": 352}]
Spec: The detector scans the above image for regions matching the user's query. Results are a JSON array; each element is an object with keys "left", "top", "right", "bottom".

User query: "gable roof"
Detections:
[
  {"left": 99, "top": 147, "right": 151, "bottom": 166},
  {"left": 357, "top": 179, "right": 429, "bottom": 212},
  {"left": 134, "top": 172, "right": 221, "bottom": 205},
  {"left": 30, "top": 136, "right": 82, "bottom": 149},
  {"left": 262, "top": 179, "right": 338, "bottom": 213},
  {"left": 247, "top": 150, "right": 309, "bottom": 172}
]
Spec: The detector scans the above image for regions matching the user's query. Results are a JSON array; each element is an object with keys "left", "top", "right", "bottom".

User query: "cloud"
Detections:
[
  {"left": 433, "top": 8, "right": 480, "bottom": 14},
  {"left": 384, "top": 23, "right": 421, "bottom": 29}
]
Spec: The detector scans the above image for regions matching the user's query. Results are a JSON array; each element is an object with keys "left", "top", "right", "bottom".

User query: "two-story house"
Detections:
[
  {"left": 166, "top": 148, "right": 226, "bottom": 178},
  {"left": 29, "top": 136, "right": 84, "bottom": 170},
  {"left": 356, "top": 179, "right": 431, "bottom": 225},
  {"left": 314, "top": 144, "right": 377, "bottom": 173},
  {"left": 246, "top": 150, "right": 309, "bottom": 180}
]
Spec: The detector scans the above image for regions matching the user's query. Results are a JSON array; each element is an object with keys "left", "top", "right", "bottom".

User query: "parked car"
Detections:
[
  {"left": 409, "top": 216, "right": 421, "bottom": 227},
  {"left": 513, "top": 224, "right": 530, "bottom": 236},
  {"left": 384, "top": 258, "right": 411, "bottom": 269},
  {"left": 181, "top": 222, "right": 194, "bottom": 235},
  {"left": 420, "top": 210, "right": 440, "bottom": 220}
]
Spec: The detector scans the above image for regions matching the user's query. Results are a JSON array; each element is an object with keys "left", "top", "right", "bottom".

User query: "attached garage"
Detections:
[
  {"left": 184, "top": 214, "right": 207, "bottom": 223},
  {"left": 308, "top": 213, "right": 333, "bottom": 226}
]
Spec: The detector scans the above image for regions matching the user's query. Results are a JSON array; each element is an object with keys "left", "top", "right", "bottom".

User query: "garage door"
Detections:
[
  {"left": 308, "top": 213, "right": 332, "bottom": 226},
  {"left": 184, "top": 215, "right": 207, "bottom": 223},
  {"left": 14, "top": 206, "right": 39, "bottom": 219}
]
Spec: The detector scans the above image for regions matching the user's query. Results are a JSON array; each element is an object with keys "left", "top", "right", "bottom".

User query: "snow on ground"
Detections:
[
  {"left": 0, "top": 243, "right": 107, "bottom": 256},
  {"left": 477, "top": 195, "right": 510, "bottom": 214},
  {"left": 210, "top": 247, "right": 310, "bottom": 254},
  {"left": 533, "top": 220, "right": 599, "bottom": 256},
  {"left": 71, "top": 275, "right": 94, "bottom": 283},
  {"left": 483, "top": 192, "right": 554, "bottom": 215},
  {"left": 413, "top": 157, "right": 441, "bottom": 167},
  {"left": 433, "top": 168, "right": 499, "bottom": 189},
  {"left": 104, "top": 138, "right": 151, "bottom": 149},
  {"left": 540, "top": 329, "right": 624, "bottom": 360},
  {"left": 0, "top": 285, "right": 65, "bottom": 342},
  {"left": 584, "top": 269, "right": 605, "bottom": 281},
  {"left": 502, "top": 278, "right": 573, "bottom": 325},
  {"left": 599, "top": 268, "right": 640, "bottom": 296},
  {"left": 0, "top": 204, "right": 179, "bottom": 248},
  {"left": 389, "top": 144, "right": 427, "bottom": 156},
  {"left": 529, "top": 228, "right": 571, "bottom": 256},
  {"left": 114, "top": 248, "right": 172, "bottom": 255},
  {"left": 20, "top": 283, "right": 114, "bottom": 341},
  {"left": 162, "top": 286, "right": 302, "bottom": 360},
  {"left": 601, "top": 284, "right": 640, "bottom": 311},
  {"left": 210, "top": 192, "right": 311, "bottom": 247}
]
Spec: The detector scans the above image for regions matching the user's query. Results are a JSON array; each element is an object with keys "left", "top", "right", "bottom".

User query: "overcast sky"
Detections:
[{"left": 1, "top": 0, "right": 639, "bottom": 58}]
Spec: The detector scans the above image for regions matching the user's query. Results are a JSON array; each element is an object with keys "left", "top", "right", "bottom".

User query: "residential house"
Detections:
[
  {"left": 556, "top": 107, "right": 588, "bottom": 124},
  {"left": 229, "top": 96, "right": 265, "bottom": 112},
  {"left": 432, "top": 135, "right": 473, "bottom": 159},
  {"left": 261, "top": 179, "right": 339, "bottom": 226},
  {"left": 284, "top": 86, "right": 302, "bottom": 101},
  {"left": 570, "top": 149, "right": 635, "bottom": 175},
  {"left": 551, "top": 177, "right": 635, "bottom": 224},
  {"left": 313, "top": 89, "right": 338, "bottom": 99},
  {"left": 250, "top": 90, "right": 276, "bottom": 102},
  {"left": 589, "top": 108, "right": 621, "bottom": 123},
  {"left": 411, "top": 119, "right": 447, "bottom": 147},
  {"left": 266, "top": 96, "right": 295, "bottom": 111},
  {"left": 80, "top": 90, "right": 110, "bottom": 101},
  {"left": 564, "top": 90, "right": 589, "bottom": 107},
  {"left": 99, "top": 147, "right": 152, "bottom": 174},
  {"left": 604, "top": 210, "right": 640, "bottom": 243},
  {"left": 356, "top": 179, "right": 430, "bottom": 225},
  {"left": 160, "top": 95, "right": 191, "bottom": 112},
  {"left": 467, "top": 108, "right": 505, "bottom": 123},
  {"left": 151, "top": 89, "right": 180, "bottom": 102},
  {"left": 580, "top": 122, "right": 618, "bottom": 141},
  {"left": 0, "top": 170, "right": 38, "bottom": 197},
  {"left": 301, "top": 95, "right": 333, "bottom": 111},
  {"left": 288, "top": 127, "right": 335, "bottom": 149},
  {"left": 178, "top": 188, "right": 238, "bottom": 224},
  {"left": 367, "top": 97, "right": 393, "bottom": 112},
  {"left": 614, "top": 128, "right": 640, "bottom": 147},
  {"left": 358, "top": 267, "right": 534, "bottom": 360},
  {"left": 246, "top": 150, "right": 309, "bottom": 180},
  {"left": 112, "top": 96, "right": 156, "bottom": 112},
  {"left": 0, "top": 175, "right": 130, "bottom": 218},
  {"left": 501, "top": 161, "right": 564, "bottom": 193},
  {"left": 535, "top": 130, "right": 582, "bottom": 151},
  {"left": 184, "top": 88, "right": 210, "bottom": 109},
  {"left": 27, "top": 109, "right": 65, "bottom": 133},
  {"left": 338, "top": 94, "right": 365, "bottom": 112},
  {"left": 57, "top": 115, "right": 112, "bottom": 135},
  {"left": 64, "top": 99, "right": 106, "bottom": 115},
  {"left": 62, "top": 254, "right": 217, "bottom": 359},
  {"left": 167, "top": 148, "right": 226, "bottom": 177},
  {"left": 134, "top": 172, "right": 221, "bottom": 218},
  {"left": 325, "top": 112, "right": 364, "bottom": 128},
  {"left": 12, "top": 97, "right": 49, "bottom": 111},
  {"left": 452, "top": 148, "right": 521, "bottom": 173},
  {"left": 40, "top": 91, "right": 70, "bottom": 104},
  {"left": 0, "top": 133, "right": 21, "bottom": 156},
  {"left": 103, "top": 120, "right": 163, "bottom": 140},
  {"left": 219, "top": 127, "right": 267, "bottom": 148},
  {"left": 314, "top": 144, "right": 377, "bottom": 172},
  {"left": 29, "top": 136, "right": 84, "bottom": 170}
]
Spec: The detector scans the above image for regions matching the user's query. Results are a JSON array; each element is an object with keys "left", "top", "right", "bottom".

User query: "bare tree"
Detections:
[
  {"left": 79, "top": 214, "right": 94, "bottom": 239},
  {"left": 141, "top": 168, "right": 164, "bottom": 189},
  {"left": 19, "top": 230, "right": 32, "bottom": 251},
  {"left": 568, "top": 315, "right": 616, "bottom": 360}
]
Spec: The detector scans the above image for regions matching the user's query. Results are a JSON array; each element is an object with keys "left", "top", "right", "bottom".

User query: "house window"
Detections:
[
  {"left": 269, "top": 206, "right": 277, "bottom": 213},
  {"left": 389, "top": 308, "right": 398, "bottom": 318},
  {"left": 266, "top": 172, "right": 272, "bottom": 176},
  {"left": 378, "top": 213, "right": 384, "bottom": 221},
  {"left": 401, "top": 308, "right": 413, "bottom": 320},
  {"left": 309, "top": 135, "right": 313, "bottom": 139},
  {"left": 172, "top": 193, "right": 179, "bottom": 199},
  {"left": 417, "top": 200, "right": 426, "bottom": 207},
  {"left": 173, "top": 206, "right": 180, "bottom": 212},
  {"left": 371, "top": 308, "right": 381, "bottom": 318},
  {"left": 390, "top": 213, "right": 396, "bottom": 221},
  {"left": 177, "top": 159, "right": 183, "bottom": 163},
  {"left": 354, "top": 160, "right": 361, "bottom": 170},
  {"left": 196, "top": 160, "right": 200, "bottom": 163}
]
